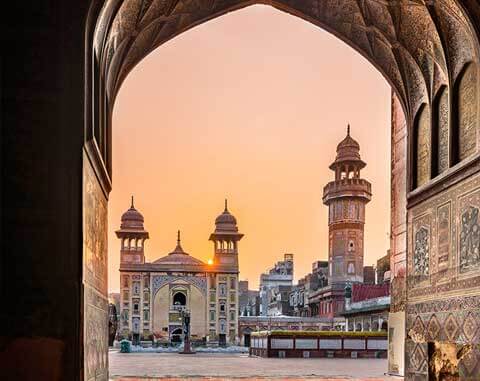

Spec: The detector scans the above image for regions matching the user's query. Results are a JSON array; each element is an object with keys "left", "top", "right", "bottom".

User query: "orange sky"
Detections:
[{"left": 108, "top": 5, "right": 391, "bottom": 292}]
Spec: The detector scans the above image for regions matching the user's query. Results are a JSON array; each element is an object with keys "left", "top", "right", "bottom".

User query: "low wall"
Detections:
[{"left": 250, "top": 330, "right": 388, "bottom": 358}]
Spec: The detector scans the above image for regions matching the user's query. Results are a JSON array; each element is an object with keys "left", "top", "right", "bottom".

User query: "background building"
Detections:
[
  {"left": 117, "top": 199, "right": 243, "bottom": 346},
  {"left": 258, "top": 254, "right": 294, "bottom": 316},
  {"left": 289, "top": 260, "right": 329, "bottom": 317},
  {"left": 376, "top": 251, "right": 391, "bottom": 284},
  {"left": 266, "top": 284, "right": 292, "bottom": 316},
  {"left": 238, "top": 280, "right": 260, "bottom": 316},
  {"left": 341, "top": 283, "right": 390, "bottom": 332}
]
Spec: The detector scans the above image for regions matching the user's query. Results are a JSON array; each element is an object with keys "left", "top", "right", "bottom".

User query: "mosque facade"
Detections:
[{"left": 117, "top": 199, "right": 243, "bottom": 345}]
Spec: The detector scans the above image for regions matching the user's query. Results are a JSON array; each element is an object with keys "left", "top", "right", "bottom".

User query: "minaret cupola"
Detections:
[
  {"left": 209, "top": 200, "right": 244, "bottom": 269},
  {"left": 116, "top": 196, "right": 149, "bottom": 264}
]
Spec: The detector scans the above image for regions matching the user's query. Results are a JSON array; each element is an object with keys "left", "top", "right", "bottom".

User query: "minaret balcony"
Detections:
[
  {"left": 323, "top": 179, "right": 372, "bottom": 203},
  {"left": 215, "top": 248, "right": 237, "bottom": 254}
]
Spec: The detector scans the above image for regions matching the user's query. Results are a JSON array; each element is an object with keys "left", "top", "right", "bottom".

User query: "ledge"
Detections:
[{"left": 407, "top": 154, "right": 480, "bottom": 208}]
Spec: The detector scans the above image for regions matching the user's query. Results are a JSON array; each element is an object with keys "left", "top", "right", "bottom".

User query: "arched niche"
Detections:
[
  {"left": 454, "top": 63, "right": 478, "bottom": 163},
  {"left": 432, "top": 86, "right": 449, "bottom": 176},
  {"left": 413, "top": 104, "right": 431, "bottom": 188}
]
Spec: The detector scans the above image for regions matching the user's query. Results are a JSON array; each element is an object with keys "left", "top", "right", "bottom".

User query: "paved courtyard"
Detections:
[{"left": 109, "top": 351, "right": 397, "bottom": 380}]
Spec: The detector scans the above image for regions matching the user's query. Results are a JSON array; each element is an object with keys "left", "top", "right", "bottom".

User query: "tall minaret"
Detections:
[
  {"left": 115, "top": 196, "right": 149, "bottom": 264},
  {"left": 323, "top": 126, "right": 371, "bottom": 284},
  {"left": 209, "top": 199, "right": 244, "bottom": 270}
]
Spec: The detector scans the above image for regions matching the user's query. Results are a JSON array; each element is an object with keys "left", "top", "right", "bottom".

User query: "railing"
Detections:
[
  {"left": 323, "top": 179, "right": 372, "bottom": 194},
  {"left": 250, "top": 330, "right": 387, "bottom": 358}
]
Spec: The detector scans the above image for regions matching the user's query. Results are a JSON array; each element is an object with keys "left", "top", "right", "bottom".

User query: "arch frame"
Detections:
[{"left": 81, "top": 1, "right": 480, "bottom": 380}]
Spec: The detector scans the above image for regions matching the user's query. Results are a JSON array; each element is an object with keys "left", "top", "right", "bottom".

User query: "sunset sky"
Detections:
[{"left": 108, "top": 5, "right": 391, "bottom": 292}]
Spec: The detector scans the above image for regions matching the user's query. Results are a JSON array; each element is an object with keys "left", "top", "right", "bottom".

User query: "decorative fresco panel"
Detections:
[
  {"left": 83, "top": 154, "right": 109, "bottom": 381},
  {"left": 407, "top": 173, "right": 480, "bottom": 381},
  {"left": 416, "top": 105, "right": 431, "bottom": 187},
  {"left": 437, "top": 202, "right": 451, "bottom": 270},
  {"left": 458, "top": 188, "right": 480, "bottom": 274},
  {"left": 84, "top": 159, "right": 108, "bottom": 293},
  {"left": 85, "top": 288, "right": 109, "bottom": 381},
  {"left": 414, "top": 226, "right": 430, "bottom": 276},
  {"left": 152, "top": 275, "right": 207, "bottom": 296},
  {"left": 459, "top": 206, "right": 480, "bottom": 273},
  {"left": 458, "top": 64, "right": 478, "bottom": 161}
]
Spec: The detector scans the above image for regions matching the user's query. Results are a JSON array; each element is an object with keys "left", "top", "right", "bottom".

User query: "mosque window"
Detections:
[
  {"left": 219, "top": 284, "right": 226, "bottom": 297},
  {"left": 347, "top": 262, "right": 355, "bottom": 274},
  {"left": 209, "top": 274, "right": 216, "bottom": 288},
  {"left": 348, "top": 240, "right": 355, "bottom": 252},
  {"left": 220, "top": 320, "right": 226, "bottom": 333},
  {"left": 132, "top": 318, "right": 140, "bottom": 333},
  {"left": 132, "top": 281, "right": 140, "bottom": 295}
]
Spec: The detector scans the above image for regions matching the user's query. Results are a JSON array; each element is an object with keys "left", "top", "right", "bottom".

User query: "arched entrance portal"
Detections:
[
  {"left": 80, "top": 1, "right": 479, "bottom": 380},
  {"left": 173, "top": 292, "right": 187, "bottom": 307}
]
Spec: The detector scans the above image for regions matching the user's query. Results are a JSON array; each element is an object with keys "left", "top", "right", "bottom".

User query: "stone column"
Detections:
[{"left": 388, "top": 91, "right": 407, "bottom": 376}]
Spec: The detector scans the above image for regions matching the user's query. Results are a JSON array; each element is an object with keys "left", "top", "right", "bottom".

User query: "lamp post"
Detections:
[{"left": 179, "top": 309, "right": 195, "bottom": 354}]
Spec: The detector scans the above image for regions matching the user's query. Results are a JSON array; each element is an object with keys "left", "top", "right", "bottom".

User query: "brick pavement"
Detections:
[{"left": 109, "top": 351, "right": 399, "bottom": 380}]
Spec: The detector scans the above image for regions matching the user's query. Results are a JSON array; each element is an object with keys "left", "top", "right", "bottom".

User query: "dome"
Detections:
[
  {"left": 120, "top": 197, "right": 145, "bottom": 230},
  {"left": 214, "top": 200, "right": 238, "bottom": 232},
  {"left": 330, "top": 125, "right": 365, "bottom": 169},
  {"left": 336, "top": 125, "right": 360, "bottom": 160},
  {"left": 153, "top": 231, "right": 205, "bottom": 266}
]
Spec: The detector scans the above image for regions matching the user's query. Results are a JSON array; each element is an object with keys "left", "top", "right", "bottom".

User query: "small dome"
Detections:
[
  {"left": 214, "top": 200, "right": 238, "bottom": 232},
  {"left": 153, "top": 231, "right": 205, "bottom": 266},
  {"left": 329, "top": 125, "right": 366, "bottom": 170},
  {"left": 120, "top": 197, "right": 145, "bottom": 230},
  {"left": 335, "top": 125, "right": 361, "bottom": 161}
]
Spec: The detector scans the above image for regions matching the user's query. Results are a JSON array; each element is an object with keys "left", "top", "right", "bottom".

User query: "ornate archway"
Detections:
[{"left": 82, "top": 1, "right": 480, "bottom": 380}]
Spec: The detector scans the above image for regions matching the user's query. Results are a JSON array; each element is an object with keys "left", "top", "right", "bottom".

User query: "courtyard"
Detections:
[{"left": 109, "top": 351, "right": 396, "bottom": 380}]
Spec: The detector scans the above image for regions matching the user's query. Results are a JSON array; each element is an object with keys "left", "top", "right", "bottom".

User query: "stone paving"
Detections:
[{"left": 109, "top": 351, "right": 399, "bottom": 380}]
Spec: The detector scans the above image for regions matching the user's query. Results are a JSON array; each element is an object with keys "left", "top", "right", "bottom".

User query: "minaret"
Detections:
[
  {"left": 209, "top": 199, "right": 244, "bottom": 270},
  {"left": 323, "top": 126, "right": 371, "bottom": 284},
  {"left": 115, "top": 196, "right": 149, "bottom": 264}
]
